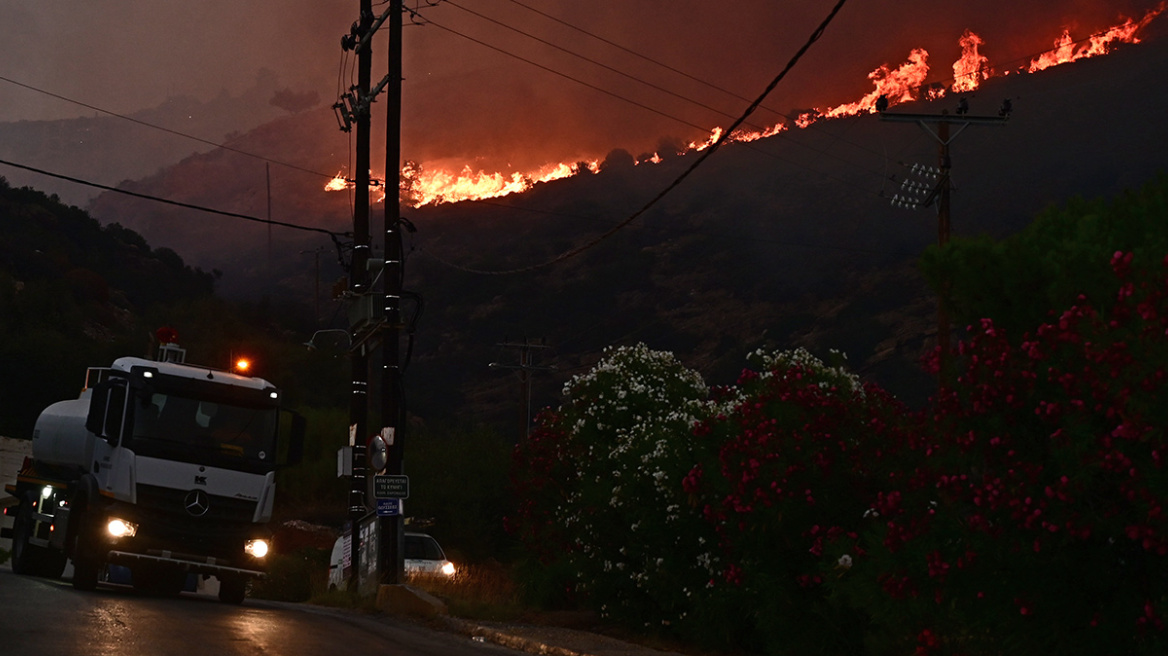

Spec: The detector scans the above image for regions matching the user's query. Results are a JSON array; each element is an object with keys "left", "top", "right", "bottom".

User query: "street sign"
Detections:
[
  {"left": 376, "top": 498, "right": 401, "bottom": 517},
  {"left": 374, "top": 474, "right": 409, "bottom": 499}
]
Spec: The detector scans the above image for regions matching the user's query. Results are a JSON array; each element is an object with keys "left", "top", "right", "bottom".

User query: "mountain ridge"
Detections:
[{"left": 74, "top": 35, "right": 1168, "bottom": 429}]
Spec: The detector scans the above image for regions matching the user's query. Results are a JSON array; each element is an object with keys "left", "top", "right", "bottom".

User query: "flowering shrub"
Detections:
[
  {"left": 683, "top": 348, "right": 917, "bottom": 654},
  {"left": 835, "top": 252, "right": 1168, "bottom": 655},
  {"left": 511, "top": 249, "right": 1168, "bottom": 655},
  {"left": 509, "top": 344, "right": 714, "bottom": 624}
]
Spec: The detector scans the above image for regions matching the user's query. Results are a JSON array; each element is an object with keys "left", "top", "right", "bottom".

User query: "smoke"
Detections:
[{"left": 1, "top": 0, "right": 1163, "bottom": 180}]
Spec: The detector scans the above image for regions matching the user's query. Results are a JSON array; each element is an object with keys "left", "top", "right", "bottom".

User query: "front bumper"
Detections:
[{"left": 106, "top": 549, "right": 266, "bottom": 580}]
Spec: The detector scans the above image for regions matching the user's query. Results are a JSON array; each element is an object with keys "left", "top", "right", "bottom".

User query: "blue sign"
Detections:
[{"left": 376, "top": 498, "right": 401, "bottom": 517}]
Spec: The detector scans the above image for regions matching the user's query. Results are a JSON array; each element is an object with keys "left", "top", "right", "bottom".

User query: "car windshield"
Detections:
[
  {"left": 131, "top": 392, "right": 277, "bottom": 464},
  {"left": 404, "top": 535, "right": 445, "bottom": 560}
]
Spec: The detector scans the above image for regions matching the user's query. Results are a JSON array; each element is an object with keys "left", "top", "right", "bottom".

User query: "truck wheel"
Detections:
[
  {"left": 70, "top": 509, "right": 101, "bottom": 592},
  {"left": 10, "top": 494, "right": 44, "bottom": 576},
  {"left": 218, "top": 576, "right": 247, "bottom": 604}
]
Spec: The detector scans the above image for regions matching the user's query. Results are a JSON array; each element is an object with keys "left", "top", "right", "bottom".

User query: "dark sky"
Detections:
[{"left": 2, "top": 0, "right": 1164, "bottom": 176}]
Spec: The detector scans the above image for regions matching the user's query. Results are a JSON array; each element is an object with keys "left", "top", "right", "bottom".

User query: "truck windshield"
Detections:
[{"left": 131, "top": 392, "right": 278, "bottom": 465}]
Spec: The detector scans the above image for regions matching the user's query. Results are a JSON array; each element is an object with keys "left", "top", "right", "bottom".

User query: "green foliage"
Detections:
[
  {"left": 832, "top": 251, "right": 1168, "bottom": 656},
  {"left": 405, "top": 423, "right": 515, "bottom": 563},
  {"left": 250, "top": 547, "right": 331, "bottom": 602},
  {"left": 685, "top": 349, "right": 913, "bottom": 655},
  {"left": 922, "top": 173, "right": 1168, "bottom": 339},
  {"left": 510, "top": 238, "right": 1168, "bottom": 653},
  {"left": 274, "top": 405, "right": 350, "bottom": 519},
  {"left": 512, "top": 344, "right": 718, "bottom": 635},
  {"left": 0, "top": 178, "right": 218, "bottom": 436}
]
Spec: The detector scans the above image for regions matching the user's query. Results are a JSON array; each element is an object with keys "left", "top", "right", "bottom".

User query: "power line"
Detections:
[
  {"left": 412, "top": 5, "right": 890, "bottom": 199},
  {"left": 417, "top": 0, "right": 852, "bottom": 275},
  {"left": 501, "top": 0, "right": 767, "bottom": 109},
  {"left": 414, "top": 15, "right": 713, "bottom": 135},
  {"left": 443, "top": 0, "right": 752, "bottom": 128},
  {"left": 0, "top": 156, "right": 348, "bottom": 239},
  {"left": 436, "top": 0, "right": 891, "bottom": 185},
  {"left": 496, "top": 0, "right": 899, "bottom": 162},
  {"left": 0, "top": 74, "right": 340, "bottom": 182}
]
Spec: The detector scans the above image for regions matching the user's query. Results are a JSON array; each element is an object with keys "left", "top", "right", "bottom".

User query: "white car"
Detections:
[
  {"left": 403, "top": 532, "right": 457, "bottom": 577},
  {"left": 328, "top": 531, "right": 455, "bottom": 590}
]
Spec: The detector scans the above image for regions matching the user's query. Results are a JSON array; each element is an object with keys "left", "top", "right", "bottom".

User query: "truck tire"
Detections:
[
  {"left": 218, "top": 576, "right": 247, "bottom": 604},
  {"left": 11, "top": 493, "right": 67, "bottom": 579},
  {"left": 69, "top": 507, "right": 101, "bottom": 592},
  {"left": 10, "top": 493, "right": 44, "bottom": 576}
]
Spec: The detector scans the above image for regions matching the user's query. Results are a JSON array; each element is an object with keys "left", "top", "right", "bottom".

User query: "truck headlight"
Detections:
[
  {"left": 245, "top": 539, "right": 270, "bottom": 559},
  {"left": 107, "top": 518, "right": 138, "bottom": 538}
]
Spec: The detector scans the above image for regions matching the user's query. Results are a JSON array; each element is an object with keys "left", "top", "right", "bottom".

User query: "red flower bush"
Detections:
[
  {"left": 838, "top": 252, "right": 1168, "bottom": 655},
  {"left": 509, "top": 245, "right": 1168, "bottom": 655},
  {"left": 684, "top": 349, "right": 919, "bottom": 654}
]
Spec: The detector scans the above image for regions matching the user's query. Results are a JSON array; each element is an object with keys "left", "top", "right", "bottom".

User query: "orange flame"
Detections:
[
  {"left": 804, "top": 48, "right": 933, "bottom": 123},
  {"left": 397, "top": 160, "right": 597, "bottom": 207},
  {"left": 952, "top": 30, "right": 990, "bottom": 92},
  {"left": 322, "top": 8, "right": 1163, "bottom": 208},
  {"left": 1028, "top": 2, "right": 1165, "bottom": 72},
  {"left": 324, "top": 172, "right": 349, "bottom": 192}
]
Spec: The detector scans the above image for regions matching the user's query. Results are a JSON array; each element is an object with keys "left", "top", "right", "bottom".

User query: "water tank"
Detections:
[{"left": 31, "top": 398, "right": 95, "bottom": 470}]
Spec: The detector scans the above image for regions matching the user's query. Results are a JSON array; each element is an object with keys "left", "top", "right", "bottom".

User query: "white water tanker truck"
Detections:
[{"left": 2, "top": 344, "right": 303, "bottom": 603}]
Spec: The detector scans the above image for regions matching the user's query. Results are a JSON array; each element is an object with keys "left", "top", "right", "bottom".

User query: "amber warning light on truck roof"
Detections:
[{"left": 233, "top": 357, "right": 252, "bottom": 374}]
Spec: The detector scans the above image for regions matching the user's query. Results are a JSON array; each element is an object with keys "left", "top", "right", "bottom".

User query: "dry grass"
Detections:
[{"left": 405, "top": 560, "right": 527, "bottom": 621}]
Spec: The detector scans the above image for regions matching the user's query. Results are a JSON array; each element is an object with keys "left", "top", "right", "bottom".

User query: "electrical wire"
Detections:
[
  {"left": 417, "top": 0, "right": 852, "bottom": 275},
  {"left": 413, "top": 15, "right": 712, "bottom": 135},
  {"left": 443, "top": 0, "right": 755, "bottom": 129},
  {"left": 410, "top": 6, "right": 890, "bottom": 204},
  {"left": 496, "top": 0, "right": 891, "bottom": 161},
  {"left": 0, "top": 156, "right": 348, "bottom": 239},
  {"left": 433, "top": 0, "right": 890, "bottom": 187},
  {"left": 0, "top": 74, "right": 340, "bottom": 182}
]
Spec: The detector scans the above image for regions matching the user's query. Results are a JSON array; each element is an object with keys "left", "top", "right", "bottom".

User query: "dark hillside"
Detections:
[
  {"left": 0, "top": 179, "right": 216, "bottom": 436},
  {"left": 82, "top": 35, "right": 1168, "bottom": 432}
]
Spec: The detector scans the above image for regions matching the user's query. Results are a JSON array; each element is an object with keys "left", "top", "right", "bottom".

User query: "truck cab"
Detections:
[{"left": 4, "top": 348, "right": 303, "bottom": 603}]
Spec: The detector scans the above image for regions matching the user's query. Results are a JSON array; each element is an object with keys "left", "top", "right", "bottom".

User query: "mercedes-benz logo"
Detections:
[{"left": 184, "top": 489, "right": 210, "bottom": 517}]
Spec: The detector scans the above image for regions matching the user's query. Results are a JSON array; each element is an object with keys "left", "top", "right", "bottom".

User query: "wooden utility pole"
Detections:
[
  {"left": 333, "top": 0, "right": 409, "bottom": 591},
  {"left": 490, "top": 339, "right": 555, "bottom": 442},
  {"left": 880, "top": 105, "right": 1008, "bottom": 383},
  {"left": 379, "top": 0, "right": 405, "bottom": 587},
  {"left": 333, "top": 0, "right": 384, "bottom": 593},
  {"left": 347, "top": 0, "right": 374, "bottom": 594}
]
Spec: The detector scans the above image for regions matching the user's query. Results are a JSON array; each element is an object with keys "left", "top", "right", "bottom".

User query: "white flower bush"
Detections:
[{"left": 549, "top": 343, "right": 715, "bottom": 624}]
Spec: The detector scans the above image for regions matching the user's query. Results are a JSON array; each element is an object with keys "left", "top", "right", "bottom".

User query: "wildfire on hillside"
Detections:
[
  {"left": 326, "top": 4, "right": 1165, "bottom": 209},
  {"left": 1027, "top": 2, "right": 1165, "bottom": 72}
]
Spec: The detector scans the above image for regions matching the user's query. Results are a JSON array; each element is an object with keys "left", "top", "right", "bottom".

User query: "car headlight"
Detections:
[
  {"left": 107, "top": 518, "right": 138, "bottom": 538},
  {"left": 440, "top": 561, "right": 456, "bottom": 577},
  {"left": 244, "top": 539, "right": 270, "bottom": 559}
]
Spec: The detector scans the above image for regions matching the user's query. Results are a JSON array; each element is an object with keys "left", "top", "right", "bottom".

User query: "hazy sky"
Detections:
[{"left": 2, "top": 0, "right": 1164, "bottom": 173}]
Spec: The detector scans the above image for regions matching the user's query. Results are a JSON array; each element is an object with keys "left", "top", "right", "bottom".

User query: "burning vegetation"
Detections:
[{"left": 325, "top": 3, "right": 1166, "bottom": 209}]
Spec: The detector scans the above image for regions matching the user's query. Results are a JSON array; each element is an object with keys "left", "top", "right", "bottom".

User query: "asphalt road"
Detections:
[{"left": 0, "top": 566, "right": 517, "bottom": 656}]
